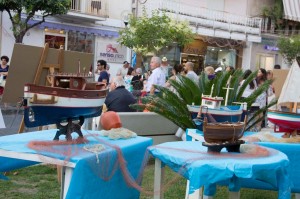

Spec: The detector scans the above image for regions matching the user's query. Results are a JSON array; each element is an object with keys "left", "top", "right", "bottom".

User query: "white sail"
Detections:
[{"left": 278, "top": 60, "right": 300, "bottom": 105}]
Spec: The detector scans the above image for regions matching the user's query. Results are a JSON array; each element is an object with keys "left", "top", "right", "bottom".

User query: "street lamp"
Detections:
[{"left": 121, "top": 11, "right": 130, "bottom": 27}]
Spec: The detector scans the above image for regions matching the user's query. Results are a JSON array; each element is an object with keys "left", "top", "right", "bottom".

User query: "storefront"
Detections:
[
  {"left": 181, "top": 39, "right": 207, "bottom": 74},
  {"left": 254, "top": 37, "right": 279, "bottom": 70},
  {"left": 182, "top": 37, "right": 243, "bottom": 74}
]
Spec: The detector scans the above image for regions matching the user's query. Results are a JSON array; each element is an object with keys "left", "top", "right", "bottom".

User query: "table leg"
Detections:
[
  {"left": 154, "top": 159, "right": 165, "bottom": 199},
  {"left": 60, "top": 166, "right": 74, "bottom": 199},
  {"left": 229, "top": 191, "right": 240, "bottom": 199},
  {"left": 185, "top": 180, "right": 203, "bottom": 199},
  {"left": 295, "top": 193, "right": 300, "bottom": 199}
]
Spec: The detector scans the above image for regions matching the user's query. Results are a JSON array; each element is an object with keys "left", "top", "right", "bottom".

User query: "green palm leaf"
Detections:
[
  {"left": 178, "top": 75, "right": 201, "bottom": 105},
  {"left": 242, "top": 79, "right": 273, "bottom": 108},
  {"left": 236, "top": 70, "right": 258, "bottom": 102},
  {"left": 245, "top": 99, "right": 277, "bottom": 131},
  {"left": 228, "top": 69, "right": 243, "bottom": 104}
]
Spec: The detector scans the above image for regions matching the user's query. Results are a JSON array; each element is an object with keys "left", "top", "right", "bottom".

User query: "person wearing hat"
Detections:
[
  {"left": 161, "top": 57, "right": 172, "bottom": 80},
  {"left": 117, "top": 61, "right": 130, "bottom": 77}
]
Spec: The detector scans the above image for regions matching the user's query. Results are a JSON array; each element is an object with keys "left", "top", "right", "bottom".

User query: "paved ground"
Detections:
[{"left": 0, "top": 104, "right": 39, "bottom": 136}]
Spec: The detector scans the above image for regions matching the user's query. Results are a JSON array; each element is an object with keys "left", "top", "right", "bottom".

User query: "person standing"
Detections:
[
  {"left": 161, "top": 57, "right": 172, "bottom": 80},
  {"left": 146, "top": 56, "right": 166, "bottom": 95},
  {"left": 124, "top": 67, "right": 135, "bottom": 92},
  {"left": 255, "top": 68, "right": 268, "bottom": 129},
  {"left": 116, "top": 61, "right": 130, "bottom": 77},
  {"left": 0, "top": 55, "right": 10, "bottom": 95},
  {"left": 97, "top": 60, "right": 109, "bottom": 85},
  {"left": 131, "top": 68, "right": 144, "bottom": 91},
  {"left": 165, "top": 64, "right": 183, "bottom": 94},
  {"left": 185, "top": 62, "right": 199, "bottom": 82},
  {"left": 104, "top": 76, "right": 137, "bottom": 112}
]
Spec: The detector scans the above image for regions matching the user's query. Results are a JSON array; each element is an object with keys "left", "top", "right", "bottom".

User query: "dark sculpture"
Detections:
[{"left": 54, "top": 116, "right": 85, "bottom": 141}]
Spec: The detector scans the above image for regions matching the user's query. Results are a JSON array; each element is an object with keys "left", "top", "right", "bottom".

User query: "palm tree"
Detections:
[{"left": 131, "top": 70, "right": 277, "bottom": 131}]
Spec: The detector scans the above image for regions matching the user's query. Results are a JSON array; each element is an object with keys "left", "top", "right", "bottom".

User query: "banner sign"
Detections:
[{"left": 96, "top": 41, "right": 127, "bottom": 63}]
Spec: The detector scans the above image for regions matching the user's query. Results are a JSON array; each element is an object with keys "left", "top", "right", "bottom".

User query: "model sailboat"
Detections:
[{"left": 268, "top": 60, "right": 300, "bottom": 135}]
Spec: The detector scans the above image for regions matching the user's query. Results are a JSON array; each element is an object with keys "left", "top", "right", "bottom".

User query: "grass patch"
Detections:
[{"left": 0, "top": 164, "right": 295, "bottom": 199}]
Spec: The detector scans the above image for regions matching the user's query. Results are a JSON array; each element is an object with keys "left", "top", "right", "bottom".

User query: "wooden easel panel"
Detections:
[{"left": 1, "top": 44, "right": 94, "bottom": 104}]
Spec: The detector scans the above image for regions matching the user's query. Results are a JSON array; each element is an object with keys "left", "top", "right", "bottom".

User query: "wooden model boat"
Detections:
[
  {"left": 268, "top": 110, "right": 300, "bottom": 133},
  {"left": 23, "top": 73, "right": 108, "bottom": 128},
  {"left": 188, "top": 104, "right": 243, "bottom": 122},
  {"left": 267, "top": 61, "right": 300, "bottom": 135},
  {"left": 203, "top": 116, "right": 247, "bottom": 143}
]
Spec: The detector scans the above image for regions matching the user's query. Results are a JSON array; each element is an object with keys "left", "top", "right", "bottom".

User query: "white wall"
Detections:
[
  {"left": 22, "top": 28, "right": 44, "bottom": 47},
  {"left": 108, "top": 0, "right": 132, "bottom": 20},
  {"left": 224, "top": 0, "right": 248, "bottom": 16},
  {"left": 1, "top": 12, "right": 16, "bottom": 60},
  {"left": 206, "top": 0, "right": 224, "bottom": 11},
  {"left": 0, "top": 12, "right": 44, "bottom": 60}
]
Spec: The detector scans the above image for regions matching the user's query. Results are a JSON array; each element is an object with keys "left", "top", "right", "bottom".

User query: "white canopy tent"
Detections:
[{"left": 283, "top": 0, "right": 300, "bottom": 22}]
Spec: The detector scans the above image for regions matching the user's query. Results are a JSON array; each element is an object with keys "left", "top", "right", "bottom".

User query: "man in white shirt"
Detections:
[
  {"left": 116, "top": 61, "right": 130, "bottom": 77},
  {"left": 185, "top": 62, "right": 199, "bottom": 83},
  {"left": 146, "top": 56, "right": 166, "bottom": 95}
]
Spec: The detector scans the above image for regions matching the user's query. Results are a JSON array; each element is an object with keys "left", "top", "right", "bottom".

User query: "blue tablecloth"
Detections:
[
  {"left": 0, "top": 129, "right": 152, "bottom": 199},
  {"left": 241, "top": 132, "right": 300, "bottom": 193},
  {"left": 148, "top": 141, "right": 291, "bottom": 198}
]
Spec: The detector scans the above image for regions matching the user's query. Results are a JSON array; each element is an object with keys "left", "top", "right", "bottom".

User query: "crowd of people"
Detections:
[
  {"left": 2, "top": 52, "right": 280, "bottom": 129},
  {"left": 96, "top": 55, "right": 280, "bottom": 123}
]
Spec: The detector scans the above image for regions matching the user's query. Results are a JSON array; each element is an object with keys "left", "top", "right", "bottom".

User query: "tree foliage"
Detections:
[
  {"left": 0, "top": 0, "right": 71, "bottom": 43},
  {"left": 277, "top": 35, "right": 300, "bottom": 65},
  {"left": 117, "top": 9, "right": 194, "bottom": 55}
]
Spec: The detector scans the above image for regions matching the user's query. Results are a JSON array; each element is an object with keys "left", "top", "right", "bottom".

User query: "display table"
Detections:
[
  {"left": 149, "top": 141, "right": 291, "bottom": 199},
  {"left": 187, "top": 128, "right": 300, "bottom": 198},
  {"left": 0, "top": 129, "right": 152, "bottom": 199}
]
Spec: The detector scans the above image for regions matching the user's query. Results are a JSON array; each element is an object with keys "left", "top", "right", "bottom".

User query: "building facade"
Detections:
[
  {"left": 135, "top": 0, "right": 299, "bottom": 71},
  {"left": 0, "top": 0, "right": 133, "bottom": 77}
]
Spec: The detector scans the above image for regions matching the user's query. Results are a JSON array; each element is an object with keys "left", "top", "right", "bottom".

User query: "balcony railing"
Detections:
[
  {"left": 70, "top": 0, "right": 108, "bottom": 18},
  {"left": 261, "top": 17, "right": 300, "bottom": 36},
  {"left": 138, "top": 0, "right": 262, "bottom": 42}
]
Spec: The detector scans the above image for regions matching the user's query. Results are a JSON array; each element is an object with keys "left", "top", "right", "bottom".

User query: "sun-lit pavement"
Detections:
[{"left": 0, "top": 105, "right": 38, "bottom": 136}]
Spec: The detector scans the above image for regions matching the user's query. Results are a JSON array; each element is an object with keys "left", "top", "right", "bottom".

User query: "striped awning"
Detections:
[{"left": 283, "top": 0, "right": 300, "bottom": 22}]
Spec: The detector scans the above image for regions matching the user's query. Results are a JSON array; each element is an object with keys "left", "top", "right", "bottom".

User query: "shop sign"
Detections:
[
  {"left": 96, "top": 41, "right": 127, "bottom": 63},
  {"left": 261, "top": 37, "right": 277, "bottom": 46},
  {"left": 264, "top": 45, "right": 279, "bottom": 51}
]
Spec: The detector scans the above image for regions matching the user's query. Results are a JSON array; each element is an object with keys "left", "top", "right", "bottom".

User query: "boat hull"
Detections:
[
  {"left": 24, "top": 105, "right": 103, "bottom": 127},
  {"left": 268, "top": 110, "right": 300, "bottom": 132},
  {"left": 188, "top": 105, "right": 243, "bottom": 122},
  {"left": 23, "top": 84, "right": 107, "bottom": 127},
  {"left": 203, "top": 122, "right": 245, "bottom": 143}
]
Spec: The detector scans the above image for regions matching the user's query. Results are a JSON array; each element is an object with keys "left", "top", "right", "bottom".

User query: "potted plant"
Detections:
[{"left": 131, "top": 70, "right": 276, "bottom": 132}]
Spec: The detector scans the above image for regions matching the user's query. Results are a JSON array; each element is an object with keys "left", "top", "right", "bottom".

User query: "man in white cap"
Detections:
[{"left": 161, "top": 56, "right": 172, "bottom": 80}]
